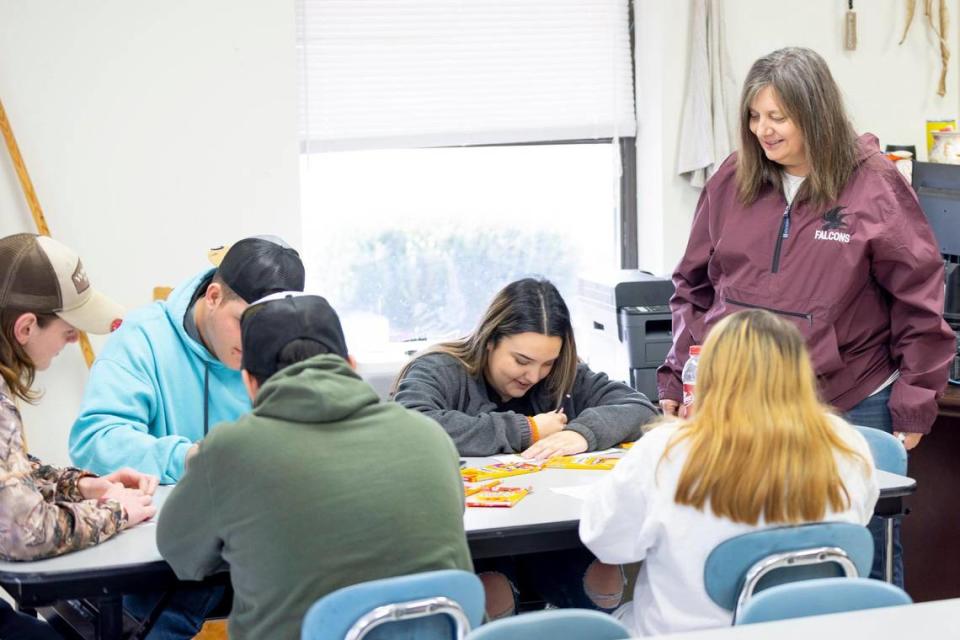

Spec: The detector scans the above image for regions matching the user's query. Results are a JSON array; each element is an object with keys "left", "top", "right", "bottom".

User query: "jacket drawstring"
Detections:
[{"left": 203, "top": 366, "right": 210, "bottom": 436}]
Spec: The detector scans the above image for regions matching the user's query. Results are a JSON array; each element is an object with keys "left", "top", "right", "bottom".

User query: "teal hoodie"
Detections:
[
  {"left": 158, "top": 354, "right": 472, "bottom": 640},
  {"left": 69, "top": 270, "right": 250, "bottom": 483}
]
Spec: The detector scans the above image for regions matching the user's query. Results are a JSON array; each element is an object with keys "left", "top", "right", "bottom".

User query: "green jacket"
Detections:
[{"left": 157, "top": 354, "right": 472, "bottom": 640}]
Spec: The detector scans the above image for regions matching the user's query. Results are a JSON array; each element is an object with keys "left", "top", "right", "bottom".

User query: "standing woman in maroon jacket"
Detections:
[{"left": 657, "top": 47, "right": 955, "bottom": 587}]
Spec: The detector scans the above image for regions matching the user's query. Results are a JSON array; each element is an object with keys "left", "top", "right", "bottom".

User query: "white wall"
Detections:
[
  {"left": 638, "top": 0, "right": 960, "bottom": 275},
  {"left": 0, "top": 1, "right": 300, "bottom": 465}
]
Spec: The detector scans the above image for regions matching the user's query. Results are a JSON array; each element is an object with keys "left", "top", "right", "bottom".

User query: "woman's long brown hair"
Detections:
[{"left": 736, "top": 47, "right": 859, "bottom": 207}]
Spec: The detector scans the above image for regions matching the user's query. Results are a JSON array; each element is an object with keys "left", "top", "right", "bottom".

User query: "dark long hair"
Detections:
[
  {"left": 736, "top": 47, "right": 858, "bottom": 206},
  {"left": 395, "top": 278, "right": 578, "bottom": 405}
]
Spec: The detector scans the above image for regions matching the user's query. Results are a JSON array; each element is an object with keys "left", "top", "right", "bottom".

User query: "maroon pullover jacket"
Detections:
[{"left": 658, "top": 134, "right": 955, "bottom": 433}]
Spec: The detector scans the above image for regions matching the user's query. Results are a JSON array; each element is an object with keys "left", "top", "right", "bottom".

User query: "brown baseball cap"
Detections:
[{"left": 0, "top": 233, "right": 125, "bottom": 334}]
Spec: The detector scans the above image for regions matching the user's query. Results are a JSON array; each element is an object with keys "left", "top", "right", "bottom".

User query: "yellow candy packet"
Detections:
[
  {"left": 465, "top": 485, "right": 532, "bottom": 508},
  {"left": 544, "top": 455, "right": 621, "bottom": 470},
  {"left": 461, "top": 461, "right": 543, "bottom": 482}
]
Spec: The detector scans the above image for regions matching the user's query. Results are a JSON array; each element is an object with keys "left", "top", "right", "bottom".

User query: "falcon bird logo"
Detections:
[{"left": 821, "top": 206, "right": 849, "bottom": 231}]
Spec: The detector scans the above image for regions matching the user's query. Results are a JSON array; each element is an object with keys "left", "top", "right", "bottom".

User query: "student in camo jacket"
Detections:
[{"left": 0, "top": 233, "right": 156, "bottom": 639}]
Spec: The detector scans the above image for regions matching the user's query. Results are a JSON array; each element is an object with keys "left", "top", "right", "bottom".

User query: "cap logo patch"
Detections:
[
  {"left": 71, "top": 260, "right": 90, "bottom": 294},
  {"left": 110, "top": 318, "right": 123, "bottom": 332}
]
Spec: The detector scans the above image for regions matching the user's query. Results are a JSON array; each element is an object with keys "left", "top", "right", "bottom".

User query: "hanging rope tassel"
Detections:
[{"left": 845, "top": 0, "right": 858, "bottom": 51}]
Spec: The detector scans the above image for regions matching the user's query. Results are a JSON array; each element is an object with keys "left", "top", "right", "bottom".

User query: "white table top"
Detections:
[
  {"left": 655, "top": 597, "right": 960, "bottom": 639},
  {"left": 0, "top": 463, "right": 914, "bottom": 578},
  {"left": 462, "top": 457, "right": 914, "bottom": 534}
]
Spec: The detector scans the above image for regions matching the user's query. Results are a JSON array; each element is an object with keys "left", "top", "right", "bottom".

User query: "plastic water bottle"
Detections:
[{"left": 681, "top": 345, "right": 701, "bottom": 414}]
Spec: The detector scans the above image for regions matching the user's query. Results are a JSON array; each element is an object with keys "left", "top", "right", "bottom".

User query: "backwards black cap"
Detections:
[
  {"left": 240, "top": 292, "right": 349, "bottom": 380},
  {"left": 217, "top": 237, "right": 305, "bottom": 303}
]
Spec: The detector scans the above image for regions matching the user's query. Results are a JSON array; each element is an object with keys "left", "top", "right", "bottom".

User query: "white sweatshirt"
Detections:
[{"left": 579, "top": 416, "right": 879, "bottom": 637}]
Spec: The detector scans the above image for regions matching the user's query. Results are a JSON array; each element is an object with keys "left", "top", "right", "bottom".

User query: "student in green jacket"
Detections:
[{"left": 157, "top": 292, "right": 472, "bottom": 640}]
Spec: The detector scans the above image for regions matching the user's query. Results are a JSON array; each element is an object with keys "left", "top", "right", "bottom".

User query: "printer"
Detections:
[
  {"left": 913, "top": 162, "right": 960, "bottom": 383},
  {"left": 577, "top": 270, "right": 675, "bottom": 401}
]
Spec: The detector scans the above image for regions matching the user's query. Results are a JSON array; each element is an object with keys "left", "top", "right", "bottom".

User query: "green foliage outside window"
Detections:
[{"left": 341, "top": 227, "right": 577, "bottom": 341}]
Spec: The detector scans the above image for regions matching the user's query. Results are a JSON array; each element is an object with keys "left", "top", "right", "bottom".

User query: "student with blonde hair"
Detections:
[{"left": 581, "top": 309, "right": 879, "bottom": 637}]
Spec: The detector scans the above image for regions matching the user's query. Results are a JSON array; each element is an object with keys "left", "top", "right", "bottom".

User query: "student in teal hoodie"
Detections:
[
  {"left": 68, "top": 236, "right": 304, "bottom": 639},
  {"left": 69, "top": 236, "right": 305, "bottom": 484}
]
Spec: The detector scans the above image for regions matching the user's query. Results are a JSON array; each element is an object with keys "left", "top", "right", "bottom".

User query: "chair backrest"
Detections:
[
  {"left": 737, "top": 577, "right": 912, "bottom": 625},
  {"left": 704, "top": 523, "right": 874, "bottom": 622},
  {"left": 301, "top": 570, "right": 485, "bottom": 640},
  {"left": 853, "top": 425, "right": 907, "bottom": 475},
  {"left": 465, "top": 609, "right": 631, "bottom": 640}
]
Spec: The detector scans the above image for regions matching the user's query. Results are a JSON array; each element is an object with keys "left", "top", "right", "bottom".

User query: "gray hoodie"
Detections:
[{"left": 394, "top": 352, "right": 657, "bottom": 455}]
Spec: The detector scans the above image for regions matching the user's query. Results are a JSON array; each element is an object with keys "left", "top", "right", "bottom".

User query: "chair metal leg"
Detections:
[{"left": 884, "top": 518, "right": 894, "bottom": 584}]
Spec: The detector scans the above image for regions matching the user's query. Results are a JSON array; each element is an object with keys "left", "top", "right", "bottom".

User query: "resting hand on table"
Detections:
[
  {"left": 521, "top": 430, "right": 589, "bottom": 460},
  {"left": 101, "top": 484, "right": 156, "bottom": 528},
  {"left": 894, "top": 432, "right": 922, "bottom": 451},
  {"left": 100, "top": 467, "right": 159, "bottom": 495},
  {"left": 79, "top": 469, "right": 158, "bottom": 499}
]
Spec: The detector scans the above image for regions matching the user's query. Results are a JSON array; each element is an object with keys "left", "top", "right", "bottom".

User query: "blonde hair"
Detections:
[
  {"left": 736, "top": 47, "right": 858, "bottom": 207},
  {"left": 663, "top": 310, "right": 867, "bottom": 525},
  {"left": 394, "top": 278, "right": 578, "bottom": 405}
]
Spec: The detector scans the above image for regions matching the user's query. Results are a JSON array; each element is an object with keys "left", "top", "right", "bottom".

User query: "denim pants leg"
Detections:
[
  {"left": 0, "top": 600, "right": 61, "bottom": 640},
  {"left": 525, "top": 548, "right": 622, "bottom": 612},
  {"left": 476, "top": 549, "right": 622, "bottom": 613},
  {"left": 124, "top": 584, "right": 225, "bottom": 640},
  {"left": 842, "top": 386, "right": 904, "bottom": 587}
]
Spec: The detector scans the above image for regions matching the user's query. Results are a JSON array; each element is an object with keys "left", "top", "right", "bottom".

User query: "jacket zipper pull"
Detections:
[{"left": 771, "top": 202, "right": 793, "bottom": 274}]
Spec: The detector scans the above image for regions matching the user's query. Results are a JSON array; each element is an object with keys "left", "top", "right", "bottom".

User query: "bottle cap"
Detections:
[{"left": 689, "top": 345, "right": 701, "bottom": 356}]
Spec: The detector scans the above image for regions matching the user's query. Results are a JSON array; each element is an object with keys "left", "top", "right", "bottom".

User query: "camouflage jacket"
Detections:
[{"left": 0, "top": 380, "right": 126, "bottom": 561}]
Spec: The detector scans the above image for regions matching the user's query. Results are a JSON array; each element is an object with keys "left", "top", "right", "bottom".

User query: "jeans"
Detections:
[
  {"left": 124, "top": 584, "right": 225, "bottom": 640},
  {"left": 0, "top": 600, "right": 61, "bottom": 640},
  {"left": 843, "top": 385, "right": 904, "bottom": 587},
  {"left": 475, "top": 547, "right": 620, "bottom": 612}
]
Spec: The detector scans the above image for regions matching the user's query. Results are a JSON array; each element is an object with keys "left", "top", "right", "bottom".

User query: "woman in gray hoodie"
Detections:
[
  {"left": 394, "top": 277, "right": 657, "bottom": 619},
  {"left": 394, "top": 277, "right": 657, "bottom": 458}
]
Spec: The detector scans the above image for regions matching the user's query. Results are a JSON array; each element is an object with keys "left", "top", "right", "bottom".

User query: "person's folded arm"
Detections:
[
  {"left": 70, "top": 357, "right": 193, "bottom": 483},
  {"left": 29, "top": 459, "right": 95, "bottom": 502},
  {"left": 872, "top": 177, "right": 956, "bottom": 434},
  {"left": 156, "top": 442, "right": 226, "bottom": 580},
  {"left": 565, "top": 365, "right": 658, "bottom": 450},
  {"left": 658, "top": 187, "right": 718, "bottom": 403},
  {"left": 394, "top": 357, "right": 532, "bottom": 455}
]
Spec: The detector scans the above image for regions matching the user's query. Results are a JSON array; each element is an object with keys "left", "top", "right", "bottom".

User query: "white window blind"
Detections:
[{"left": 297, "top": 0, "right": 636, "bottom": 151}]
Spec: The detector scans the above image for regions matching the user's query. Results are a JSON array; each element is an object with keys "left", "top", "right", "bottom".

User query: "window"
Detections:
[
  {"left": 301, "top": 142, "right": 620, "bottom": 355},
  {"left": 297, "top": 0, "right": 636, "bottom": 356}
]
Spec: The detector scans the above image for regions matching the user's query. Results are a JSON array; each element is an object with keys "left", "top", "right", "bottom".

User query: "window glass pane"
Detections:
[{"left": 300, "top": 143, "right": 619, "bottom": 357}]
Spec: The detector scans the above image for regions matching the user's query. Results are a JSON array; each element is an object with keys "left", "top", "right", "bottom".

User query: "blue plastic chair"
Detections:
[
  {"left": 853, "top": 425, "right": 907, "bottom": 475},
  {"left": 854, "top": 424, "right": 908, "bottom": 584},
  {"left": 466, "top": 609, "right": 631, "bottom": 640},
  {"left": 737, "top": 577, "right": 912, "bottom": 625},
  {"left": 704, "top": 522, "right": 873, "bottom": 623},
  {"left": 301, "top": 570, "right": 485, "bottom": 640}
]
